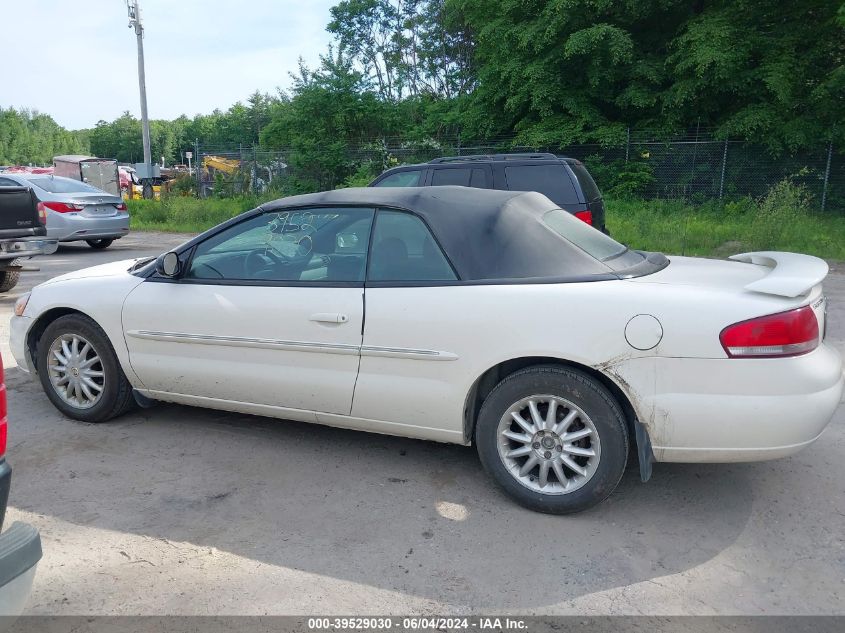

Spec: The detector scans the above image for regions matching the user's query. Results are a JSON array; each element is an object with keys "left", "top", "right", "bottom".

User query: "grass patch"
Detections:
[
  {"left": 608, "top": 198, "right": 845, "bottom": 260},
  {"left": 127, "top": 195, "right": 275, "bottom": 233}
]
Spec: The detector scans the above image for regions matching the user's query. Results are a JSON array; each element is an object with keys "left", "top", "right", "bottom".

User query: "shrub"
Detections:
[
  {"left": 166, "top": 174, "right": 195, "bottom": 196},
  {"left": 749, "top": 178, "right": 812, "bottom": 251},
  {"left": 339, "top": 163, "right": 379, "bottom": 188},
  {"left": 584, "top": 155, "right": 655, "bottom": 199}
]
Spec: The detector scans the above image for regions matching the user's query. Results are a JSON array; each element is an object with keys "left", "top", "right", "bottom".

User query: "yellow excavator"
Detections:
[
  {"left": 201, "top": 155, "right": 280, "bottom": 196},
  {"left": 200, "top": 155, "right": 248, "bottom": 197},
  {"left": 202, "top": 155, "right": 241, "bottom": 175}
]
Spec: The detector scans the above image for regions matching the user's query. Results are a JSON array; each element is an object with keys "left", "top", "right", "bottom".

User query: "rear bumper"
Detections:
[
  {"left": 0, "top": 460, "right": 42, "bottom": 616},
  {"left": 0, "top": 239, "right": 59, "bottom": 260},
  {"left": 47, "top": 212, "right": 130, "bottom": 242},
  {"left": 612, "top": 344, "right": 844, "bottom": 463},
  {"left": 0, "top": 460, "right": 10, "bottom": 531},
  {"left": 0, "top": 522, "right": 42, "bottom": 616}
]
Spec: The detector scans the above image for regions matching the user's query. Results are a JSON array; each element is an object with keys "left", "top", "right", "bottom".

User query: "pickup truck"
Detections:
[
  {"left": 0, "top": 185, "right": 59, "bottom": 292},
  {"left": 0, "top": 352, "right": 42, "bottom": 616}
]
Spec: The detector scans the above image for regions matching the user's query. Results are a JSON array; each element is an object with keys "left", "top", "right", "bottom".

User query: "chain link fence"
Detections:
[
  {"left": 191, "top": 145, "right": 291, "bottom": 198},
  {"left": 193, "top": 130, "right": 842, "bottom": 211}
]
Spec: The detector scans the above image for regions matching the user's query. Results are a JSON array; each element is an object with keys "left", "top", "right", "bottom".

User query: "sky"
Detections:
[{"left": 0, "top": 0, "right": 336, "bottom": 130}]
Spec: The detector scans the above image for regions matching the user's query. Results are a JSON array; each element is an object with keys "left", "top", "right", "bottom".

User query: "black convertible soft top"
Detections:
[{"left": 261, "top": 186, "right": 661, "bottom": 281}]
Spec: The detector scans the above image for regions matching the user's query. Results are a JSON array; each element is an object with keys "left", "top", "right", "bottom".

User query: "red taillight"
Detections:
[
  {"left": 720, "top": 305, "right": 819, "bottom": 358},
  {"left": 115, "top": 203, "right": 127, "bottom": 212},
  {"left": 36, "top": 201, "right": 47, "bottom": 225},
  {"left": 43, "top": 201, "right": 83, "bottom": 213},
  {"left": 574, "top": 210, "right": 593, "bottom": 225}
]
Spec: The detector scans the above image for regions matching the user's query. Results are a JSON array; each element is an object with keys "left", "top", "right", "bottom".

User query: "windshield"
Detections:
[
  {"left": 26, "top": 177, "right": 105, "bottom": 194},
  {"left": 543, "top": 208, "right": 645, "bottom": 270}
]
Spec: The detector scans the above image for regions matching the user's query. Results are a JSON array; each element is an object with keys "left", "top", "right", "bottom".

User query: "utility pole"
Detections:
[{"left": 127, "top": 0, "right": 152, "bottom": 174}]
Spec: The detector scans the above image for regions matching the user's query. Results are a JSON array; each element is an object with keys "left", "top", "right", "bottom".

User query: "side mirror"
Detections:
[{"left": 156, "top": 251, "right": 181, "bottom": 278}]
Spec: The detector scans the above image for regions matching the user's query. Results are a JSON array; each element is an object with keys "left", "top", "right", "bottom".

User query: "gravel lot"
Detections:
[{"left": 1, "top": 234, "right": 843, "bottom": 615}]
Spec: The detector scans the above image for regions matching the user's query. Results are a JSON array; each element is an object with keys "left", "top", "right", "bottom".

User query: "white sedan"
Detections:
[{"left": 9, "top": 187, "right": 844, "bottom": 513}]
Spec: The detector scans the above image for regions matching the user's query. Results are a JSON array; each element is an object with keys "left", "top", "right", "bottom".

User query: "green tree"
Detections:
[
  {"left": 453, "top": 0, "right": 844, "bottom": 150},
  {"left": 260, "top": 51, "right": 395, "bottom": 189},
  {"left": 328, "top": 0, "right": 475, "bottom": 101},
  {"left": 0, "top": 108, "right": 88, "bottom": 165}
]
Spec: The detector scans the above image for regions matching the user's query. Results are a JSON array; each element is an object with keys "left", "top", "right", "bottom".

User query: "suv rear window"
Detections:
[
  {"left": 568, "top": 162, "right": 601, "bottom": 201},
  {"left": 504, "top": 164, "right": 579, "bottom": 205}
]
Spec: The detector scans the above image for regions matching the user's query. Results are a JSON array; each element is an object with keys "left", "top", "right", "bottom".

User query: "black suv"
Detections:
[{"left": 369, "top": 153, "right": 607, "bottom": 232}]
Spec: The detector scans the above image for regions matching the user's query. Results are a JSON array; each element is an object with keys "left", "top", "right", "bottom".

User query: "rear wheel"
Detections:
[
  {"left": 0, "top": 259, "right": 21, "bottom": 292},
  {"left": 475, "top": 365, "right": 628, "bottom": 514},
  {"left": 86, "top": 239, "right": 113, "bottom": 249},
  {"left": 37, "top": 314, "right": 135, "bottom": 423}
]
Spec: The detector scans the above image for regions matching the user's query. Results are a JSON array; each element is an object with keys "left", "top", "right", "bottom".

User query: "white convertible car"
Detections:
[{"left": 10, "top": 187, "right": 844, "bottom": 513}]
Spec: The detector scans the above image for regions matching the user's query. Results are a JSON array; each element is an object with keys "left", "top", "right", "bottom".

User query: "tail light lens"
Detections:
[
  {"left": 574, "top": 210, "right": 593, "bottom": 225},
  {"left": 115, "top": 203, "right": 127, "bottom": 211},
  {"left": 36, "top": 201, "right": 47, "bottom": 225},
  {"left": 720, "top": 305, "right": 819, "bottom": 358},
  {"left": 43, "top": 201, "right": 84, "bottom": 213}
]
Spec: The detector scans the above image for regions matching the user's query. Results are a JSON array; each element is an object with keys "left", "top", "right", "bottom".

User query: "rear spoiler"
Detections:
[{"left": 729, "top": 251, "right": 828, "bottom": 298}]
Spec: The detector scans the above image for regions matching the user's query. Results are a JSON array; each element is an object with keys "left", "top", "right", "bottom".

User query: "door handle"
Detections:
[{"left": 310, "top": 312, "right": 349, "bottom": 324}]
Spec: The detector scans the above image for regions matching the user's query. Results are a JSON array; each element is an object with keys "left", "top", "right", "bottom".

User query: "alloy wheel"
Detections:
[
  {"left": 46, "top": 333, "right": 106, "bottom": 409},
  {"left": 496, "top": 394, "right": 601, "bottom": 494}
]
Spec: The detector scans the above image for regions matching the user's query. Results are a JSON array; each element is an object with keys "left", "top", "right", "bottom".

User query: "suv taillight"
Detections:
[
  {"left": 720, "top": 305, "right": 819, "bottom": 358},
  {"left": 574, "top": 210, "right": 593, "bottom": 225},
  {"left": 36, "top": 201, "right": 47, "bottom": 225}
]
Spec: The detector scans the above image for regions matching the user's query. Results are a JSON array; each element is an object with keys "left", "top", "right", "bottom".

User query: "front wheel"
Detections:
[
  {"left": 86, "top": 239, "right": 113, "bottom": 249},
  {"left": 475, "top": 365, "right": 628, "bottom": 514},
  {"left": 37, "top": 314, "right": 135, "bottom": 423}
]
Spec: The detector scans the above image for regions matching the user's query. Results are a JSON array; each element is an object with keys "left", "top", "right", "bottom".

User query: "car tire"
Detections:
[
  {"left": 0, "top": 260, "right": 21, "bottom": 293},
  {"left": 475, "top": 365, "right": 628, "bottom": 514},
  {"left": 86, "top": 239, "right": 113, "bottom": 249},
  {"left": 37, "top": 314, "right": 135, "bottom": 423}
]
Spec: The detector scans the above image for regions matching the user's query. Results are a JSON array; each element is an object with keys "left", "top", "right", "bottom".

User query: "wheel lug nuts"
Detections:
[
  {"left": 544, "top": 451, "right": 552, "bottom": 459},
  {"left": 532, "top": 442, "right": 541, "bottom": 449},
  {"left": 556, "top": 445, "right": 562, "bottom": 452}
]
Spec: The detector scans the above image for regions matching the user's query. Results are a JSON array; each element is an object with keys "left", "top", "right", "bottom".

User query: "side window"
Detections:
[
  {"left": 368, "top": 210, "right": 457, "bottom": 282},
  {"left": 469, "top": 168, "right": 487, "bottom": 188},
  {"left": 373, "top": 170, "right": 422, "bottom": 187},
  {"left": 431, "top": 167, "right": 488, "bottom": 188},
  {"left": 0, "top": 178, "right": 19, "bottom": 186},
  {"left": 504, "top": 164, "right": 580, "bottom": 205},
  {"left": 431, "top": 168, "right": 471, "bottom": 186},
  {"left": 186, "top": 207, "right": 374, "bottom": 283}
]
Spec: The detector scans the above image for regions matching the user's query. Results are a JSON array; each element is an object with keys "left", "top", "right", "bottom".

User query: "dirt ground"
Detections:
[{"left": 1, "top": 233, "right": 843, "bottom": 615}]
